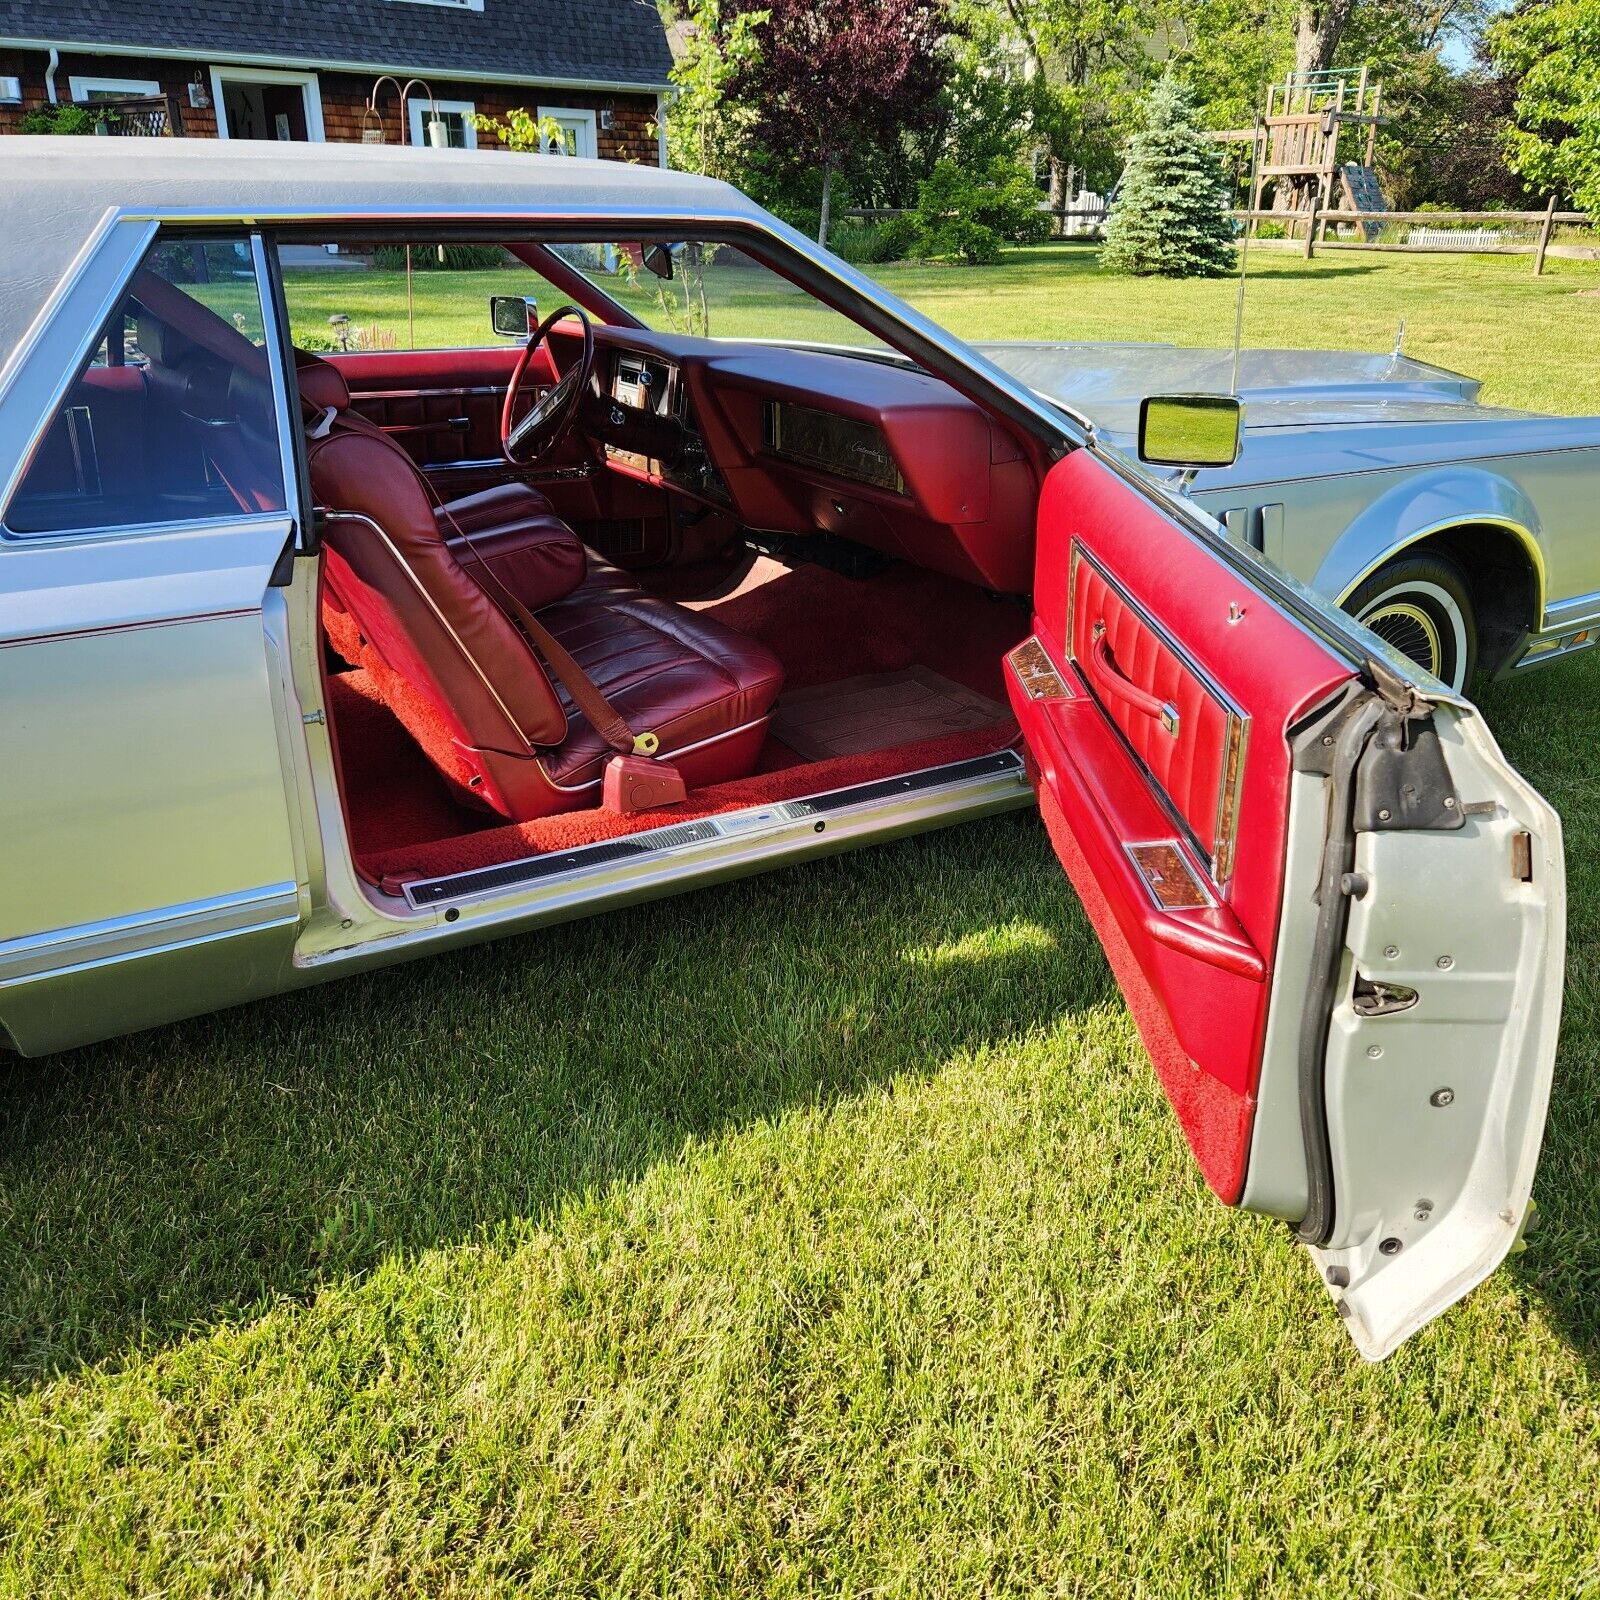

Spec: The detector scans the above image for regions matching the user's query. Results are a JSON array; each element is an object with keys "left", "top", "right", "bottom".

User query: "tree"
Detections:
[
  {"left": 728, "top": 0, "right": 951, "bottom": 244},
  {"left": 994, "top": 0, "right": 1153, "bottom": 218},
  {"left": 658, "top": 0, "right": 768, "bottom": 182},
  {"left": 1292, "top": 0, "right": 1358, "bottom": 75},
  {"left": 1101, "top": 76, "right": 1237, "bottom": 276},
  {"left": 1490, "top": 0, "right": 1600, "bottom": 215}
]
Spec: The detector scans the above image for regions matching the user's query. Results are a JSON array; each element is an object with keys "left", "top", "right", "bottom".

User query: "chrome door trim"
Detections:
[
  {"left": 347, "top": 385, "right": 506, "bottom": 401},
  {"left": 1065, "top": 540, "right": 1251, "bottom": 889},
  {"left": 0, "top": 881, "right": 301, "bottom": 986}
]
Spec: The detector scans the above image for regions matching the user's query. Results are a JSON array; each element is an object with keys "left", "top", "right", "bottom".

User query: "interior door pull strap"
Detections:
[{"left": 1089, "top": 625, "right": 1181, "bottom": 736}]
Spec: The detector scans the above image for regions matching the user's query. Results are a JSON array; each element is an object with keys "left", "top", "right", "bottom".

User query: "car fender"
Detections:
[{"left": 1313, "top": 466, "right": 1546, "bottom": 623}]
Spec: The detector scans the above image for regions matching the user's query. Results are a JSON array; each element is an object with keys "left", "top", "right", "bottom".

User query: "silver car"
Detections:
[
  {"left": 983, "top": 342, "right": 1600, "bottom": 692},
  {"left": 0, "top": 139, "right": 1567, "bottom": 1359}
]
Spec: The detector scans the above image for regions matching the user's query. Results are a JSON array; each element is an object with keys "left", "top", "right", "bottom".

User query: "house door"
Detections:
[{"left": 212, "top": 69, "right": 324, "bottom": 141}]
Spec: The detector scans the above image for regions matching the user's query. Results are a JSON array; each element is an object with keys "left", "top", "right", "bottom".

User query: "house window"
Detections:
[
  {"left": 409, "top": 98, "right": 477, "bottom": 149},
  {"left": 68, "top": 75, "right": 161, "bottom": 101},
  {"left": 536, "top": 107, "right": 597, "bottom": 159}
]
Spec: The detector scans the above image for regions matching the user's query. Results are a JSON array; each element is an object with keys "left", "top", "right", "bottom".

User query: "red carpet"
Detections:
[{"left": 327, "top": 557, "right": 1030, "bottom": 882}]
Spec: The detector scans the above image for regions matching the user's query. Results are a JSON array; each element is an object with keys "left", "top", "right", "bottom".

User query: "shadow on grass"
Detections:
[
  {"left": 1472, "top": 659, "right": 1600, "bottom": 1366},
  {"left": 0, "top": 813, "right": 1115, "bottom": 1390},
  {"left": 4, "top": 663, "right": 1597, "bottom": 1389}
]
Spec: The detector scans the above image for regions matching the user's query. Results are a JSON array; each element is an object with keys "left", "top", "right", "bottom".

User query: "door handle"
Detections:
[{"left": 1088, "top": 624, "right": 1180, "bottom": 736}]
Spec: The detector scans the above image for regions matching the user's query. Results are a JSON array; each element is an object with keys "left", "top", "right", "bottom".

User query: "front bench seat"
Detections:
[{"left": 300, "top": 355, "right": 783, "bottom": 821}]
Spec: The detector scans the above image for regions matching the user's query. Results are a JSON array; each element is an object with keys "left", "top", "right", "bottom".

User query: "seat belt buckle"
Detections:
[{"left": 603, "top": 752, "right": 686, "bottom": 814}]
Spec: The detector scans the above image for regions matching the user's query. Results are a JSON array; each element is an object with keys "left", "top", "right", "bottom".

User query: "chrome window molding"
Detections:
[
  {"left": 253, "top": 231, "right": 310, "bottom": 555},
  {"left": 108, "top": 205, "right": 1082, "bottom": 454},
  {"left": 0, "top": 507, "right": 294, "bottom": 549}
]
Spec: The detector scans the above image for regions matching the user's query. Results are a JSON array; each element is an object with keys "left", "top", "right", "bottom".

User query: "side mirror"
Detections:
[
  {"left": 1138, "top": 394, "right": 1244, "bottom": 470},
  {"left": 490, "top": 294, "right": 539, "bottom": 339},
  {"left": 641, "top": 242, "right": 675, "bottom": 282}
]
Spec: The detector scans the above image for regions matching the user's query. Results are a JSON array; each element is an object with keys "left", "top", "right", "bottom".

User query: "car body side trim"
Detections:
[{"left": 0, "top": 882, "right": 302, "bottom": 986}]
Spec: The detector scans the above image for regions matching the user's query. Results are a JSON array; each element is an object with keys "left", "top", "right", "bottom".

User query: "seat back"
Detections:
[{"left": 301, "top": 356, "right": 572, "bottom": 811}]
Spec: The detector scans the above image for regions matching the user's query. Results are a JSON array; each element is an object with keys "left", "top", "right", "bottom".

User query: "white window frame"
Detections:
[
  {"left": 536, "top": 106, "right": 598, "bottom": 160},
  {"left": 68, "top": 74, "right": 161, "bottom": 101},
  {"left": 208, "top": 65, "right": 326, "bottom": 142},
  {"left": 408, "top": 97, "right": 477, "bottom": 149}
]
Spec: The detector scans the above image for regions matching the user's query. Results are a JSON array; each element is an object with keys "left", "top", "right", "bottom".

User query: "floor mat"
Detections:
[{"left": 771, "top": 667, "right": 1010, "bottom": 760}]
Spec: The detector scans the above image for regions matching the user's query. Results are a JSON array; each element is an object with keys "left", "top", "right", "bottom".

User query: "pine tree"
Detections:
[{"left": 1102, "top": 78, "right": 1237, "bottom": 279}]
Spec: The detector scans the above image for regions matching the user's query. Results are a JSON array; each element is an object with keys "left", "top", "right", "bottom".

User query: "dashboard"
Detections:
[{"left": 557, "top": 324, "right": 1042, "bottom": 595}]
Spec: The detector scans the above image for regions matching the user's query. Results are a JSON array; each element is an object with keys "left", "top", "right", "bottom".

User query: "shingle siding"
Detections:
[
  {"left": 0, "top": 0, "right": 672, "bottom": 89},
  {"left": 0, "top": 46, "right": 662, "bottom": 162}
]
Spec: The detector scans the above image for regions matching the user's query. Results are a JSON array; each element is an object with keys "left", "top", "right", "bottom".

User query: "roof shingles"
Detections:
[{"left": 0, "top": 0, "right": 673, "bottom": 89}]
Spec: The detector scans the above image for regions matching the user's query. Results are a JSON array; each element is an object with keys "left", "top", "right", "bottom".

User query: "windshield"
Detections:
[{"left": 549, "top": 241, "right": 889, "bottom": 352}]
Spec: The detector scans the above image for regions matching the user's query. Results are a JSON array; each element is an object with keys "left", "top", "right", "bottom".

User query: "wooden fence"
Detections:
[{"left": 842, "top": 199, "right": 1594, "bottom": 275}]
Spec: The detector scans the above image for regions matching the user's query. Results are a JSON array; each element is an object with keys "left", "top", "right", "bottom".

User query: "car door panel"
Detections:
[
  {"left": 1011, "top": 448, "right": 1563, "bottom": 1356},
  {"left": 1012, "top": 448, "right": 1354, "bottom": 1202},
  {"left": 328, "top": 345, "right": 607, "bottom": 520},
  {"left": 333, "top": 345, "right": 536, "bottom": 469},
  {"left": 0, "top": 517, "right": 307, "bottom": 1055}
]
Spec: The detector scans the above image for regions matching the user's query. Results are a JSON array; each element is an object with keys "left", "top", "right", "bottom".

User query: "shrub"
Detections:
[
  {"left": 828, "top": 216, "right": 919, "bottom": 264},
  {"left": 17, "top": 103, "right": 103, "bottom": 135},
  {"left": 912, "top": 158, "right": 1047, "bottom": 265},
  {"left": 371, "top": 244, "right": 509, "bottom": 272},
  {"left": 1101, "top": 77, "right": 1236, "bottom": 279}
]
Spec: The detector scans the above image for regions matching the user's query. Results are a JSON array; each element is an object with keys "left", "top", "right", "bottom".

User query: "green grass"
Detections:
[{"left": 5, "top": 248, "right": 1600, "bottom": 1594}]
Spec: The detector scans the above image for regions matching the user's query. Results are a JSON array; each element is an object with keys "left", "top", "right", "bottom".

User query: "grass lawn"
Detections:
[{"left": 4, "top": 248, "right": 1600, "bottom": 1595}]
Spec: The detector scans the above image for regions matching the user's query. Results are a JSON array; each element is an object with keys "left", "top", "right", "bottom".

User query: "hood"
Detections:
[{"left": 972, "top": 342, "right": 1535, "bottom": 440}]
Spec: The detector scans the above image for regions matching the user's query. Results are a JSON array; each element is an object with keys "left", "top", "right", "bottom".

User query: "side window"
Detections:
[
  {"left": 5, "top": 236, "right": 287, "bottom": 537},
  {"left": 276, "top": 242, "right": 570, "bottom": 354}
]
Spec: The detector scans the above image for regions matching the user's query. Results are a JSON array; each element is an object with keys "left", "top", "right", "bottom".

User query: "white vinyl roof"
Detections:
[{"left": 0, "top": 139, "right": 761, "bottom": 369}]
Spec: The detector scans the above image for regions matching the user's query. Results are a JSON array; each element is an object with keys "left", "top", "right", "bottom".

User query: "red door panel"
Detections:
[
  {"left": 331, "top": 345, "right": 541, "bottom": 469},
  {"left": 1011, "top": 450, "right": 1353, "bottom": 1201},
  {"left": 327, "top": 345, "right": 610, "bottom": 521}
]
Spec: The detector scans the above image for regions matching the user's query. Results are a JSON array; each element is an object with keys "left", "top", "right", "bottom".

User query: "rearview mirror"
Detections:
[
  {"left": 490, "top": 294, "right": 539, "bottom": 338},
  {"left": 641, "top": 242, "right": 675, "bottom": 282},
  {"left": 1138, "top": 394, "right": 1244, "bottom": 470}
]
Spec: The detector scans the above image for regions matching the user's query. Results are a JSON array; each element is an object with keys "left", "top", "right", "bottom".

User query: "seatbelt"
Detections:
[{"left": 309, "top": 402, "right": 683, "bottom": 809}]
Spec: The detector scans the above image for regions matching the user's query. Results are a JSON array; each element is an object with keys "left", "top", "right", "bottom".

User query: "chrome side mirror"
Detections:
[
  {"left": 1138, "top": 394, "right": 1244, "bottom": 470},
  {"left": 490, "top": 294, "right": 539, "bottom": 339}
]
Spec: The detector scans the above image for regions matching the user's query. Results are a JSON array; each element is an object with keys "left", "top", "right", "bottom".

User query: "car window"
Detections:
[
  {"left": 551, "top": 241, "right": 887, "bottom": 351},
  {"left": 5, "top": 236, "right": 287, "bottom": 537},
  {"left": 276, "top": 243, "right": 572, "bottom": 353}
]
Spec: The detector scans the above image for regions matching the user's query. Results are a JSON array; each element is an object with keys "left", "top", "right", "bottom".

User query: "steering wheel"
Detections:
[{"left": 501, "top": 304, "right": 595, "bottom": 464}]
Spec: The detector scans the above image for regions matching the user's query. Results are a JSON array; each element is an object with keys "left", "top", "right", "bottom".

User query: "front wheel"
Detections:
[{"left": 1345, "top": 554, "right": 1477, "bottom": 693}]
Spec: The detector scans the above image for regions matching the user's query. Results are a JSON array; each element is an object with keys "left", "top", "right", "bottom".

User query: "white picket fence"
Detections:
[{"left": 1407, "top": 226, "right": 1506, "bottom": 249}]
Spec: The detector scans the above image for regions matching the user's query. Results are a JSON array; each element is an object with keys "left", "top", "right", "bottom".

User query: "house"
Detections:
[{"left": 0, "top": 0, "right": 673, "bottom": 164}]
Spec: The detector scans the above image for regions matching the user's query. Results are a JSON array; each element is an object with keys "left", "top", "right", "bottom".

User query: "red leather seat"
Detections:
[{"left": 299, "top": 353, "right": 783, "bottom": 820}]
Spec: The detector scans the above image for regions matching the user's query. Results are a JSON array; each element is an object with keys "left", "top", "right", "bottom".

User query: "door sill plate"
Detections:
[{"left": 402, "top": 749, "right": 1027, "bottom": 910}]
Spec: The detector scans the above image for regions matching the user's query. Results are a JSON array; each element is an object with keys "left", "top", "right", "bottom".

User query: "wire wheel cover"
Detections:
[{"left": 1359, "top": 598, "right": 1444, "bottom": 675}]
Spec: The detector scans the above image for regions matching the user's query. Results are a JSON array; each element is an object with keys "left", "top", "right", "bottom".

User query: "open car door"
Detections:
[{"left": 1008, "top": 449, "right": 1563, "bottom": 1358}]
